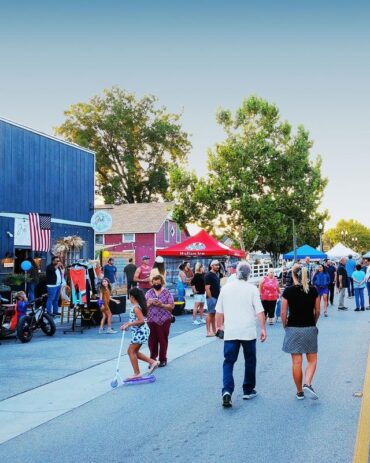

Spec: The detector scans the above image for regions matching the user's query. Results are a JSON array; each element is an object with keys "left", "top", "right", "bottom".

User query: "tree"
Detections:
[
  {"left": 55, "top": 87, "right": 191, "bottom": 204},
  {"left": 170, "top": 96, "right": 328, "bottom": 262},
  {"left": 323, "top": 219, "right": 370, "bottom": 254}
]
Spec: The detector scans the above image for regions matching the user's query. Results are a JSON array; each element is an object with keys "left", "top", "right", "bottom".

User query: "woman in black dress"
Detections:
[{"left": 281, "top": 265, "right": 321, "bottom": 400}]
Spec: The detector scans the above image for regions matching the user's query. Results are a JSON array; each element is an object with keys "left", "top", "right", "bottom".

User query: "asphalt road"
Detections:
[{"left": 0, "top": 295, "right": 369, "bottom": 463}]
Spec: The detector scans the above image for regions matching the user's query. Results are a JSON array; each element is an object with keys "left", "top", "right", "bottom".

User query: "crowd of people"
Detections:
[{"left": 39, "top": 251, "right": 370, "bottom": 405}]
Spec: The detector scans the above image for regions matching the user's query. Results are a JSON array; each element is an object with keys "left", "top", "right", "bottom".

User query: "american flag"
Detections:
[{"left": 28, "top": 213, "right": 52, "bottom": 252}]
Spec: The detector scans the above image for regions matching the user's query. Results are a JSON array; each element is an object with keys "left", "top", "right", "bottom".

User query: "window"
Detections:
[
  {"left": 176, "top": 226, "right": 181, "bottom": 243},
  {"left": 95, "top": 234, "right": 104, "bottom": 245},
  {"left": 164, "top": 221, "right": 169, "bottom": 242},
  {"left": 122, "top": 233, "right": 135, "bottom": 243}
]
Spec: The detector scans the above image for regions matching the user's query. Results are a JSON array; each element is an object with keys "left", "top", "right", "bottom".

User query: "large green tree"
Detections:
[
  {"left": 55, "top": 87, "right": 191, "bottom": 204},
  {"left": 323, "top": 219, "right": 370, "bottom": 254},
  {"left": 170, "top": 96, "right": 328, "bottom": 261}
]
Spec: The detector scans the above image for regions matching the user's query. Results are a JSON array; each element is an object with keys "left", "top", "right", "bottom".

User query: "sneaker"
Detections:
[
  {"left": 354, "top": 308, "right": 360, "bottom": 312},
  {"left": 243, "top": 390, "right": 258, "bottom": 400},
  {"left": 200, "top": 318, "right": 206, "bottom": 324},
  {"left": 269, "top": 318, "right": 274, "bottom": 325},
  {"left": 296, "top": 391, "right": 305, "bottom": 400},
  {"left": 106, "top": 328, "right": 117, "bottom": 334},
  {"left": 148, "top": 361, "right": 159, "bottom": 375},
  {"left": 98, "top": 328, "right": 105, "bottom": 334},
  {"left": 338, "top": 306, "right": 348, "bottom": 311},
  {"left": 222, "top": 392, "right": 232, "bottom": 408},
  {"left": 303, "top": 384, "right": 318, "bottom": 400},
  {"left": 192, "top": 320, "right": 201, "bottom": 325},
  {"left": 360, "top": 308, "right": 365, "bottom": 311},
  {"left": 366, "top": 306, "right": 370, "bottom": 310}
]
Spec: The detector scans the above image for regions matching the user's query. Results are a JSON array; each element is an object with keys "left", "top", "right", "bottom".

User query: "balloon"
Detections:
[
  {"left": 21, "top": 260, "right": 32, "bottom": 272},
  {"left": 102, "top": 250, "right": 110, "bottom": 258}
]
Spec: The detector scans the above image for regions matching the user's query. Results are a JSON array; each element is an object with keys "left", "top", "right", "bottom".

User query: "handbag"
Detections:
[{"left": 171, "top": 315, "right": 176, "bottom": 323}]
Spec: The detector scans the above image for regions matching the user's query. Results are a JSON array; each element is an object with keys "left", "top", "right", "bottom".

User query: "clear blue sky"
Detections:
[{"left": 1, "top": 0, "right": 369, "bottom": 230}]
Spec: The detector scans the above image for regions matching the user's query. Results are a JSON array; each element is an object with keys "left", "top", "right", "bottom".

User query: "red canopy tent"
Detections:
[{"left": 156, "top": 229, "right": 246, "bottom": 258}]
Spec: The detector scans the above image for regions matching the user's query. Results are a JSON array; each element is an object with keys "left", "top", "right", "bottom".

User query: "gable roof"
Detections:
[{"left": 96, "top": 202, "right": 175, "bottom": 234}]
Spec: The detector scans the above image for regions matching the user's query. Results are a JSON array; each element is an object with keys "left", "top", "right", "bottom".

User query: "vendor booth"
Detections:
[
  {"left": 326, "top": 243, "right": 359, "bottom": 259},
  {"left": 157, "top": 229, "right": 245, "bottom": 258},
  {"left": 156, "top": 229, "right": 246, "bottom": 289},
  {"left": 283, "top": 244, "right": 327, "bottom": 260}
]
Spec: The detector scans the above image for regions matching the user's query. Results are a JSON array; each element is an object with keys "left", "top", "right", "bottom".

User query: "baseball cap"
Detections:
[
  {"left": 155, "top": 256, "right": 164, "bottom": 263},
  {"left": 142, "top": 255, "right": 150, "bottom": 260},
  {"left": 210, "top": 259, "right": 220, "bottom": 266},
  {"left": 227, "top": 262, "right": 237, "bottom": 269}
]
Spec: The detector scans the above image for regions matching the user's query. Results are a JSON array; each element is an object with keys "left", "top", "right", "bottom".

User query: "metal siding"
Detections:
[{"left": 0, "top": 120, "right": 94, "bottom": 223}]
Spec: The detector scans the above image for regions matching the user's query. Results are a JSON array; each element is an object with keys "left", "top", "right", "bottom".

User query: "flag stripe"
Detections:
[{"left": 28, "top": 213, "right": 51, "bottom": 252}]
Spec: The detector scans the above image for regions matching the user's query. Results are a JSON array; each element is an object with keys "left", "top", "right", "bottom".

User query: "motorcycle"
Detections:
[{"left": 0, "top": 295, "right": 56, "bottom": 343}]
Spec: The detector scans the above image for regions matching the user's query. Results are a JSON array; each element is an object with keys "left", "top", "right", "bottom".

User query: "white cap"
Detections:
[
  {"left": 155, "top": 256, "right": 164, "bottom": 263},
  {"left": 210, "top": 259, "right": 220, "bottom": 266}
]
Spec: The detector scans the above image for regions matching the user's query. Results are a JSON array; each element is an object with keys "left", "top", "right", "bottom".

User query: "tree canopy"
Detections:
[
  {"left": 323, "top": 219, "right": 370, "bottom": 254},
  {"left": 55, "top": 87, "right": 191, "bottom": 204},
  {"left": 170, "top": 96, "right": 328, "bottom": 260}
]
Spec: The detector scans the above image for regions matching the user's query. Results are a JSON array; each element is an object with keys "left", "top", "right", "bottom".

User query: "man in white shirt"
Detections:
[{"left": 216, "top": 261, "right": 267, "bottom": 408}]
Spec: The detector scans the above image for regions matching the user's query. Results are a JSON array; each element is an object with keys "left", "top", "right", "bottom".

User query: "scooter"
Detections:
[{"left": 0, "top": 295, "right": 56, "bottom": 343}]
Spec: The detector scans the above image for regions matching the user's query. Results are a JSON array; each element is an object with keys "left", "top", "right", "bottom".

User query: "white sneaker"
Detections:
[
  {"left": 192, "top": 320, "right": 201, "bottom": 325},
  {"left": 200, "top": 318, "right": 206, "bottom": 324},
  {"left": 106, "top": 328, "right": 117, "bottom": 334},
  {"left": 98, "top": 328, "right": 105, "bottom": 334}
]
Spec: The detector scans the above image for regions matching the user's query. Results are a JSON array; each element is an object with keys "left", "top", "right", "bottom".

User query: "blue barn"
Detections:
[{"left": 0, "top": 117, "right": 95, "bottom": 275}]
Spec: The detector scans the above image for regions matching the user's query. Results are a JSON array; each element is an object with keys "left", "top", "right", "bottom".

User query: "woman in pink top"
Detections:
[{"left": 259, "top": 269, "right": 281, "bottom": 325}]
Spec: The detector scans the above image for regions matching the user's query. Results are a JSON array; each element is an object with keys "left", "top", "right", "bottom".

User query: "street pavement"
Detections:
[{"left": 0, "top": 294, "right": 369, "bottom": 462}]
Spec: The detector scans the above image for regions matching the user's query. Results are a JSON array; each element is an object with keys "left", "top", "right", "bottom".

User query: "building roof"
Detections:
[
  {"left": 0, "top": 116, "right": 95, "bottom": 155},
  {"left": 96, "top": 202, "right": 175, "bottom": 234}
]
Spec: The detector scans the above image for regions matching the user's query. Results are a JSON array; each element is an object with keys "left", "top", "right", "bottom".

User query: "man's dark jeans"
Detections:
[
  {"left": 328, "top": 283, "right": 335, "bottom": 304},
  {"left": 223, "top": 339, "right": 256, "bottom": 395},
  {"left": 347, "top": 277, "right": 354, "bottom": 297}
]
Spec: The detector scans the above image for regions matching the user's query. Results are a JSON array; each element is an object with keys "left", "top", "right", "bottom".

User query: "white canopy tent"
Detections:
[
  {"left": 362, "top": 251, "right": 370, "bottom": 258},
  {"left": 326, "top": 243, "right": 359, "bottom": 259}
]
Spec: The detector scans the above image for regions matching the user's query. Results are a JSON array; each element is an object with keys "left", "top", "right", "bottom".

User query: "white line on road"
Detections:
[{"left": 0, "top": 328, "right": 216, "bottom": 444}]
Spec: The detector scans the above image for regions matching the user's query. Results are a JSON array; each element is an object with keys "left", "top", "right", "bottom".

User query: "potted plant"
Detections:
[{"left": 4, "top": 273, "right": 32, "bottom": 291}]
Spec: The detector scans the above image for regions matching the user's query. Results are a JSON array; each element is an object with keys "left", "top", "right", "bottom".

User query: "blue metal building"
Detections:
[{"left": 0, "top": 117, "right": 95, "bottom": 274}]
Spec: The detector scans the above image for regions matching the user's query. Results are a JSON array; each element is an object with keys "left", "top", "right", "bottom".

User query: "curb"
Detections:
[{"left": 353, "top": 346, "right": 370, "bottom": 463}]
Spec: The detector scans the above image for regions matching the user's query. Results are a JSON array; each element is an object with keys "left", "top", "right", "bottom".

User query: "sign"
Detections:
[
  {"left": 14, "top": 218, "right": 31, "bottom": 247},
  {"left": 185, "top": 242, "right": 206, "bottom": 251},
  {"left": 91, "top": 211, "right": 112, "bottom": 233},
  {"left": 102, "top": 251, "right": 135, "bottom": 287}
]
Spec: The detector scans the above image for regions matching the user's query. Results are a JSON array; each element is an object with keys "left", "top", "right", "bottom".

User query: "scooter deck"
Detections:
[{"left": 123, "top": 375, "right": 156, "bottom": 385}]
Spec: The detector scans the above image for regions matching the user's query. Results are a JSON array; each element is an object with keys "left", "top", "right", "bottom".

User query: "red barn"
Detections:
[{"left": 95, "top": 203, "right": 189, "bottom": 269}]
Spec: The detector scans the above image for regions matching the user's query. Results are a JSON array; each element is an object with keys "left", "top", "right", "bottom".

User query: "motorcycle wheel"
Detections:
[
  {"left": 17, "top": 315, "right": 34, "bottom": 343},
  {"left": 40, "top": 313, "right": 56, "bottom": 336}
]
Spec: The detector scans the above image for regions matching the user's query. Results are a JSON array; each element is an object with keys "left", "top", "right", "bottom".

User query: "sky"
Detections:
[{"left": 1, "top": 0, "right": 369, "bottom": 231}]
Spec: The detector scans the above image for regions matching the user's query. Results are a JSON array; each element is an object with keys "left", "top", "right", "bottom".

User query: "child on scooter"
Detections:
[{"left": 120, "top": 287, "right": 159, "bottom": 380}]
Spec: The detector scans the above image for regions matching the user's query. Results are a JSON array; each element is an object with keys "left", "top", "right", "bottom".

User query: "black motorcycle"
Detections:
[{"left": 0, "top": 295, "right": 56, "bottom": 343}]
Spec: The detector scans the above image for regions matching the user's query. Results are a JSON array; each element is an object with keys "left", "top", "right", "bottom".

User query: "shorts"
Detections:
[
  {"left": 206, "top": 297, "right": 218, "bottom": 314},
  {"left": 317, "top": 287, "right": 329, "bottom": 296},
  {"left": 194, "top": 294, "right": 206, "bottom": 304}
]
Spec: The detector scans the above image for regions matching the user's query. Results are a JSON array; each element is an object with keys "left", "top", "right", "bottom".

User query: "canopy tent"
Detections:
[
  {"left": 283, "top": 244, "right": 327, "bottom": 260},
  {"left": 326, "top": 243, "right": 359, "bottom": 259},
  {"left": 156, "top": 229, "right": 246, "bottom": 258},
  {"left": 362, "top": 251, "right": 370, "bottom": 258}
]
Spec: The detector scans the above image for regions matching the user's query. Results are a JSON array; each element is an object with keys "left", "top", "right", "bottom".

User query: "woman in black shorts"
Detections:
[{"left": 281, "top": 265, "right": 321, "bottom": 400}]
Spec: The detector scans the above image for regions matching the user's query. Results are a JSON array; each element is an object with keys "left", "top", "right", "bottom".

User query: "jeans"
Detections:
[
  {"left": 367, "top": 282, "right": 370, "bottom": 306},
  {"left": 328, "top": 283, "right": 335, "bottom": 305},
  {"left": 223, "top": 339, "right": 256, "bottom": 395},
  {"left": 46, "top": 285, "right": 61, "bottom": 315},
  {"left": 338, "top": 288, "right": 346, "bottom": 307},
  {"left": 347, "top": 277, "right": 354, "bottom": 297},
  {"left": 354, "top": 288, "right": 365, "bottom": 309}
]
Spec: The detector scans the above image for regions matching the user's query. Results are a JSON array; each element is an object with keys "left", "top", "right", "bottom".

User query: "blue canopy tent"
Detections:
[{"left": 283, "top": 244, "right": 327, "bottom": 260}]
